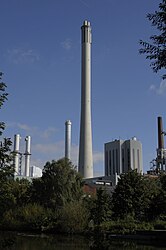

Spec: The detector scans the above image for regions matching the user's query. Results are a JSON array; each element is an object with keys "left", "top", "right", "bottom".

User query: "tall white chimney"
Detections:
[
  {"left": 65, "top": 120, "right": 72, "bottom": 160},
  {"left": 78, "top": 20, "right": 93, "bottom": 178},
  {"left": 13, "top": 134, "right": 21, "bottom": 175},
  {"left": 24, "top": 136, "right": 31, "bottom": 177}
]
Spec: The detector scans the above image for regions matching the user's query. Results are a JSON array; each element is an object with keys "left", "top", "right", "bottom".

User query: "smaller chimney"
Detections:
[
  {"left": 24, "top": 136, "right": 31, "bottom": 177},
  {"left": 65, "top": 120, "right": 72, "bottom": 160},
  {"left": 13, "top": 134, "right": 21, "bottom": 175},
  {"left": 158, "top": 116, "right": 164, "bottom": 150}
]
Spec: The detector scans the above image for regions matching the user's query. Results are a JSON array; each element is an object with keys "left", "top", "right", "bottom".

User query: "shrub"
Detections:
[
  {"left": 100, "top": 216, "right": 153, "bottom": 235},
  {"left": 153, "top": 219, "right": 166, "bottom": 230},
  {"left": 59, "top": 201, "right": 89, "bottom": 233},
  {"left": 2, "top": 203, "right": 53, "bottom": 231}
]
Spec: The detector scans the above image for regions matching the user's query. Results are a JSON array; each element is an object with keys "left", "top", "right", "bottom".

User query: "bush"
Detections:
[
  {"left": 2, "top": 203, "right": 54, "bottom": 231},
  {"left": 100, "top": 216, "right": 153, "bottom": 235},
  {"left": 58, "top": 201, "right": 89, "bottom": 233},
  {"left": 153, "top": 219, "right": 166, "bottom": 230}
]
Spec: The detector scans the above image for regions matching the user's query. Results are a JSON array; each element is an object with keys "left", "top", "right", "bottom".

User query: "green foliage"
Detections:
[
  {"left": 112, "top": 170, "right": 159, "bottom": 220},
  {"left": 0, "top": 178, "right": 31, "bottom": 217},
  {"left": 139, "top": 0, "right": 166, "bottom": 79},
  {"left": 58, "top": 201, "right": 89, "bottom": 233},
  {"left": 0, "top": 72, "right": 13, "bottom": 173},
  {"left": 101, "top": 217, "right": 153, "bottom": 235},
  {"left": 153, "top": 219, "right": 166, "bottom": 230},
  {"left": 159, "top": 173, "right": 166, "bottom": 190},
  {"left": 147, "top": 174, "right": 166, "bottom": 220},
  {"left": 0, "top": 138, "right": 13, "bottom": 170},
  {"left": 0, "top": 180, "right": 17, "bottom": 216},
  {"left": 2, "top": 203, "right": 47, "bottom": 230},
  {"left": 31, "top": 158, "right": 83, "bottom": 209},
  {"left": 0, "top": 72, "right": 8, "bottom": 110},
  {"left": 11, "top": 178, "right": 32, "bottom": 206},
  {"left": 90, "top": 188, "right": 112, "bottom": 226}
]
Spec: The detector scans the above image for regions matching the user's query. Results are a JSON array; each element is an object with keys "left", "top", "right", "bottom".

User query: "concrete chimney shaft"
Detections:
[
  {"left": 65, "top": 120, "right": 72, "bottom": 160},
  {"left": 13, "top": 134, "right": 20, "bottom": 175},
  {"left": 78, "top": 20, "right": 93, "bottom": 178}
]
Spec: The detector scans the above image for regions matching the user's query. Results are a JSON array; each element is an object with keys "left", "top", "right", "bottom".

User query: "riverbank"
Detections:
[{"left": 107, "top": 230, "right": 166, "bottom": 244}]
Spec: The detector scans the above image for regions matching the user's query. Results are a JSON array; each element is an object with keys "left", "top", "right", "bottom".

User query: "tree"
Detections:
[
  {"left": 0, "top": 72, "right": 8, "bottom": 136},
  {"left": 0, "top": 72, "right": 13, "bottom": 177},
  {"left": 0, "top": 178, "right": 31, "bottom": 217},
  {"left": 148, "top": 174, "right": 166, "bottom": 220},
  {"left": 112, "top": 170, "right": 159, "bottom": 221},
  {"left": 139, "top": 0, "right": 166, "bottom": 79},
  {"left": 90, "top": 188, "right": 112, "bottom": 226},
  {"left": 59, "top": 201, "right": 89, "bottom": 233},
  {"left": 31, "top": 158, "right": 83, "bottom": 209}
]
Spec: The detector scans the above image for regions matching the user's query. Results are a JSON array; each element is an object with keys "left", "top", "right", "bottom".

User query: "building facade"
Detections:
[
  {"left": 30, "top": 166, "right": 42, "bottom": 178},
  {"left": 105, "top": 137, "right": 143, "bottom": 176}
]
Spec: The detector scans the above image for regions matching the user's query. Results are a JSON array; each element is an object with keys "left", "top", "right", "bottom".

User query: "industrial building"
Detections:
[
  {"left": 30, "top": 165, "right": 42, "bottom": 178},
  {"left": 105, "top": 137, "right": 143, "bottom": 177},
  {"left": 149, "top": 116, "right": 166, "bottom": 173}
]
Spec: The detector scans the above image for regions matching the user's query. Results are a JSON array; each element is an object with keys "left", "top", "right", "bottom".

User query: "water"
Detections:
[{"left": 1, "top": 231, "right": 166, "bottom": 250}]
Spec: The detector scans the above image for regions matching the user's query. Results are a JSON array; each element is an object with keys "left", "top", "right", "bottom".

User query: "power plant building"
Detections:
[
  {"left": 105, "top": 137, "right": 143, "bottom": 177},
  {"left": 30, "top": 166, "right": 42, "bottom": 178}
]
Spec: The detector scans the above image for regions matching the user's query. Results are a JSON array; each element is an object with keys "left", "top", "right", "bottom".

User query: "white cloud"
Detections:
[
  {"left": 6, "top": 122, "right": 35, "bottom": 132},
  {"left": 41, "top": 127, "right": 58, "bottom": 139},
  {"left": 93, "top": 151, "right": 104, "bottom": 164},
  {"left": 6, "top": 48, "right": 40, "bottom": 64},
  {"left": 149, "top": 84, "right": 156, "bottom": 91},
  {"left": 79, "top": 0, "right": 89, "bottom": 7},
  {"left": 71, "top": 144, "right": 79, "bottom": 166},
  {"left": 157, "top": 80, "right": 166, "bottom": 95},
  {"left": 17, "top": 123, "right": 32, "bottom": 131},
  {"left": 31, "top": 141, "right": 64, "bottom": 168},
  {"left": 33, "top": 141, "right": 64, "bottom": 155},
  {"left": 70, "top": 145, "right": 104, "bottom": 167},
  {"left": 7, "top": 122, "right": 58, "bottom": 139},
  {"left": 29, "top": 158, "right": 44, "bottom": 169},
  {"left": 61, "top": 39, "right": 72, "bottom": 51},
  {"left": 149, "top": 79, "right": 166, "bottom": 95}
]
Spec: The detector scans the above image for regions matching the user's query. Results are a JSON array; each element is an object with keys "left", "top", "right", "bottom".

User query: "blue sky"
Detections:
[{"left": 0, "top": 0, "right": 165, "bottom": 176}]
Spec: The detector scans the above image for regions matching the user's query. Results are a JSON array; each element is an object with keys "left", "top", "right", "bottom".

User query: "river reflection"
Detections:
[{"left": 1, "top": 231, "right": 166, "bottom": 250}]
